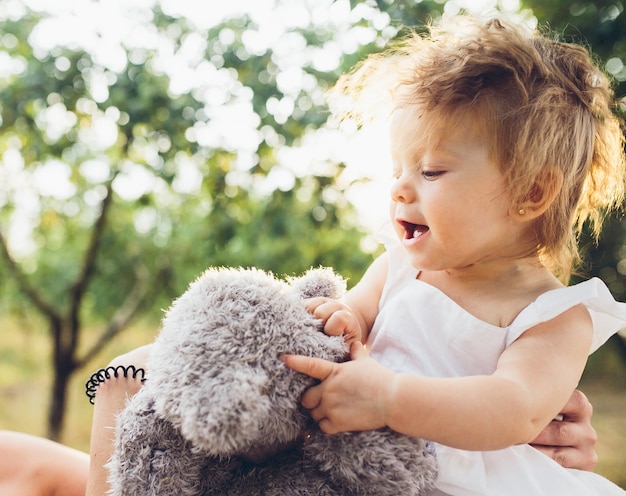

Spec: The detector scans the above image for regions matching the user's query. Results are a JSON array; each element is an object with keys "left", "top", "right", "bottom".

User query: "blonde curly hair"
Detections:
[{"left": 332, "top": 15, "right": 625, "bottom": 281}]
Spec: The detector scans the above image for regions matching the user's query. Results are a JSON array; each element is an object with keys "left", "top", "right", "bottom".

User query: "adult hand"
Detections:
[{"left": 530, "top": 389, "right": 597, "bottom": 471}]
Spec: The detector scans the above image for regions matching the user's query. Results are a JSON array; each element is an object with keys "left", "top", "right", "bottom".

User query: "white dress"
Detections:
[{"left": 367, "top": 237, "right": 626, "bottom": 496}]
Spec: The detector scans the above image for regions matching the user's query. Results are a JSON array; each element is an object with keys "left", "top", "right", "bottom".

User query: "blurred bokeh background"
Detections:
[{"left": 1, "top": 0, "right": 625, "bottom": 488}]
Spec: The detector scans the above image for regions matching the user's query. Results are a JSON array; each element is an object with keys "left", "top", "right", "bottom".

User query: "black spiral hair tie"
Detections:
[{"left": 85, "top": 365, "right": 146, "bottom": 405}]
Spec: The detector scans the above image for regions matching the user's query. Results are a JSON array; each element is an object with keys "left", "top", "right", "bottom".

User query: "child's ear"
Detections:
[{"left": 512, "top": 169, "right": 563, "bottom": 221}]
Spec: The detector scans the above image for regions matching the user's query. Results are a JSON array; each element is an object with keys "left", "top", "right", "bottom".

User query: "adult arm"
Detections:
[{"left": 0, "top": 430, "right": 88, "bottom": 496}]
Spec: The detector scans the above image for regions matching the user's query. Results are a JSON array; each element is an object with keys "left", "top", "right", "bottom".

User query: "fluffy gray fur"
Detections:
[{"left": 107, "top": 266, "right": 437, "bottom": 495}]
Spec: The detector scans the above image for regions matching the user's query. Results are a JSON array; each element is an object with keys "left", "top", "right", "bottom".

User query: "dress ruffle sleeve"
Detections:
[{"left": 506, "top": 278, "right": 626, "bottom": 353}]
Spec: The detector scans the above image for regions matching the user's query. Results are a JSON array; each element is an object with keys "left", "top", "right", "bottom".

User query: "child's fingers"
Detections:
[
  {"left": 325, "top": 310, "right": 354, "bottom": 337},
  {"left": 282, "top": 354, "right": 336, "bottom": 381},
  {"left": 300, "top": 386, "right": 323, "bottom": 412},
  {"left": 302, "top": 298, "right": 362, "bottom": 342},
  {"left": 303, "top": 297, "right": 331, "bottom": 315},
  {"left": 304, "top": 299, "right": 344, "bottom": 325},
  {"left": 349, "top": 341, "right": 368, "bottom": 360}
]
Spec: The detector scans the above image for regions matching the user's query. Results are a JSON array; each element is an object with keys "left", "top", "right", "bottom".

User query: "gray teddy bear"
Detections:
[{"left": 107, "top": 266, "right": 438, "bottom": 495}]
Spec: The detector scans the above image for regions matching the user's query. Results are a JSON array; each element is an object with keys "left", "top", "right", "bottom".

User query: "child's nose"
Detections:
[{"left": 390, "top": 174, "right": 415, "bottom": 203}]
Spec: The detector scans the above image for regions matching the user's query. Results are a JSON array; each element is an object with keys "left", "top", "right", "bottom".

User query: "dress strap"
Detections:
[{"left": 506, "top": 278, "right": 626, "bottom": 352}]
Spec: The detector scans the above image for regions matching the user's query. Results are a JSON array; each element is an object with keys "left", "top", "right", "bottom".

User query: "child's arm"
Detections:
[
  {"left": 284, "top": 303, "right": 593, "bottom": 451},
  {"left": 304, "top": 254, "right": 388, "bottom": 344}
]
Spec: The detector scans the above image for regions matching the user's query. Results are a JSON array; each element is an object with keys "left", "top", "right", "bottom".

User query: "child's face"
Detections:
[{"left": 389, "top": 106, "right": 526, "bottom": 273}]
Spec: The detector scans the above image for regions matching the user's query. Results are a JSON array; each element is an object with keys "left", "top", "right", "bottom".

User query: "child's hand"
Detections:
[
  {"left": 304, "top": 297, "right": 363, "bottom": 344},
  {"left": 283, "top": 342, "right": 395, "bottom": 434}
]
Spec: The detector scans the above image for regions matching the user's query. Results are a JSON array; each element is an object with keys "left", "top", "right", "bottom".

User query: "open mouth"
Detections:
[{"left": 398, "top": 220, "right": 429, "bottom": 240}]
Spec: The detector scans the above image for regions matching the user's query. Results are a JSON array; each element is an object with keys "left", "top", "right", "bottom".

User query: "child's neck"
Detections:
[{"left": 418, "top": 257, "right": 562, "bottom": 327}]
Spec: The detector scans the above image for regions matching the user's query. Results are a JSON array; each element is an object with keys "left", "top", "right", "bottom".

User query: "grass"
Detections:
[{"left": 1, "top": 317, "right": 625, "bottom": 489}]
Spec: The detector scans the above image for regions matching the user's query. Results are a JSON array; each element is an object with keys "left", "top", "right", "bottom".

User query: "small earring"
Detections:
[{"left": 518, "top": 208, "right": 526, "bottom": 216}]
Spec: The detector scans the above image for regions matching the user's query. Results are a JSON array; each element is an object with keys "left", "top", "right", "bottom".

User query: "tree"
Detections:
[{"left": 0, "top": 9, "right": 205, "bottom": 439}]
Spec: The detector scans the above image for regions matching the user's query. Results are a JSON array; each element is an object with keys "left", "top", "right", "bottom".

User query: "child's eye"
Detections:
[{"left": 421, "top": 169, "right": 443, "bottom": 180}]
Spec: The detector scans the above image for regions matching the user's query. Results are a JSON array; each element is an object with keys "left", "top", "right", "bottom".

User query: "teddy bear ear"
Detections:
[
  {"left": 165, "top": 365, "right": 275, "bottom": 456},
  {"left": 146, "top": 266, "right": 306, "bottom": 456},
  {"left": 287, "top": 267, "right": 346, "bottom": 300}
]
